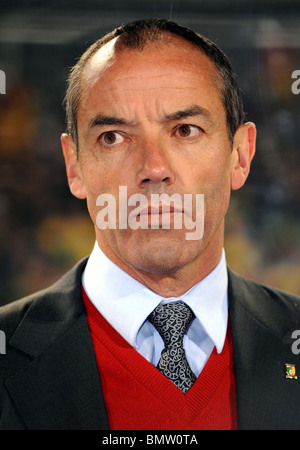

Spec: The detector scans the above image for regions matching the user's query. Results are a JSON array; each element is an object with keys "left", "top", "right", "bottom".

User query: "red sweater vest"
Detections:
[{"left": 82, "top": 288, "right": 238, "bottom": 430}]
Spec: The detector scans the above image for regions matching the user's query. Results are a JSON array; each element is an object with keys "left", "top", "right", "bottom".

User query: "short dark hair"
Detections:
[{"left": 64, "top": 19, "right": 245, "bottom": 150}]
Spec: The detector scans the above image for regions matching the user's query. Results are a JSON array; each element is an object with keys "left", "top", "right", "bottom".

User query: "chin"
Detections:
[{"left": 125, "top": 238, "right": 200, "bottom": 275}]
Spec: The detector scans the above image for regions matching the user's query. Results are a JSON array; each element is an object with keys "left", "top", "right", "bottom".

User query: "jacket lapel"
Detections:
[
  {"left": 228, "top": 269, "right": 300, "bottom": 430},
  {"left": 4, "top": 259, "right": 109, "bottom": 430}
]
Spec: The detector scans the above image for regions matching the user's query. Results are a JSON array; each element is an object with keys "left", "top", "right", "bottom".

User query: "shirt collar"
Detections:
[
  {"left": 180, "top": 251, "right": 228, "bottom": 353},
  {"left": 82, "top": 242, "right": 228, "bottom": 353},
  {"left": 82, "top": 243, "right": 161, "bottom": 347}
]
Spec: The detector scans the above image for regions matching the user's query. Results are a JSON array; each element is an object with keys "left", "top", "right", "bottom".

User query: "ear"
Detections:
[
  {"left": 231, "top": 122, "right": 256, "bottom": 191},
  {"left": 61, "top": 133, "right": 87, "bottom": 199}
]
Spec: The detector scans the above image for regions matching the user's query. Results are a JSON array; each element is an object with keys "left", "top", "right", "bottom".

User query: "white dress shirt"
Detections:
[{"left": 82, "top": 242, "right": 228, "bottom": 377}]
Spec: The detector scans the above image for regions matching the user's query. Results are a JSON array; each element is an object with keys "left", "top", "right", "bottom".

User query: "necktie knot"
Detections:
[
  {"left": 148, "top": 302, "right": 195, "bottom": 347},
  {"left": 148, "top": 301, "right": 196, "bottom": 393}
]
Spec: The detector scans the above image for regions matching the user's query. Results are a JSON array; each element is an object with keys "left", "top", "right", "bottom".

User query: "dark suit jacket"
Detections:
[{"left": 1, "top": 258, "right": 300, "bottom": 430}]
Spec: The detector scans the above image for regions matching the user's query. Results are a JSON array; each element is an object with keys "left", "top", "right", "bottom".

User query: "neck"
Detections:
[{"left": 133, "top": 255, "right": 223, "bottom": 298}]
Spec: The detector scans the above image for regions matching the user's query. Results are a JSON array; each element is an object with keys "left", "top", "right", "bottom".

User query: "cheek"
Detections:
[
  {"left": 79, "top": 164, "right": 112, "bottom": 222},
  {"left": 206, "top": 163, "right": 232, "bottom": 210},
  {"left": 190, "top": 152, "right": 232, "bottom": 194},
  {"left": 81, "top": 153, "right": 119, "bottom": 194},
  {"left": 193, "top": 152, "right": 232, "bottom": 221},
  {"left": 81, "top": 160, "right": 134, "bottom": 230}
]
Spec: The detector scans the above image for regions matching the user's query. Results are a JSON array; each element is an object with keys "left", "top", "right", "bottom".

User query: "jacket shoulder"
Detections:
[
  {"left": 229, "top": 268, "right": 300, "bottom": 305},
  {"left": 228, "top": 268, "right": 300, "bottom": 338},
  {"left": 0, "top": 295, "right": 36, "bottom": 342},
  {"left": 0, "top": 257, "right": 88, "bottom": 342}
]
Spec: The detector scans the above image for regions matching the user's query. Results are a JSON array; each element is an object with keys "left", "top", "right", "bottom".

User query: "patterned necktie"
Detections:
[{"left": 148, "top": 301, "right": 196, "bottom": 394}]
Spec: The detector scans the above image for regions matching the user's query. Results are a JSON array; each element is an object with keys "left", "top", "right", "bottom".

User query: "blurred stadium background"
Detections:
[{"left": 0, "top": 0, "right": 299, "bottom": 305}]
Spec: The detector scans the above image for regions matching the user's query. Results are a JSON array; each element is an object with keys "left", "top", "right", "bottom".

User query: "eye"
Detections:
[
  {"left": 99, "top": 131, "right": 124, "bottom": 146},
  {"left": 175, "top": 124, "right": 201, "bottom": 138}
]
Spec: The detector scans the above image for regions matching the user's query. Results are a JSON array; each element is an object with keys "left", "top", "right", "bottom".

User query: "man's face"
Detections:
[{"left": 62, "top": 36, "right": 255, "bottom": 285}]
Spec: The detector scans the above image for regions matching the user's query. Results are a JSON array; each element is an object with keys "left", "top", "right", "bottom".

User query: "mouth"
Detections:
[
  {"left": 138, "top": 203, "right": 183, "bottom": 216},
  {"left": 136, "top": 203, "right": 184, "bottom": 228}
]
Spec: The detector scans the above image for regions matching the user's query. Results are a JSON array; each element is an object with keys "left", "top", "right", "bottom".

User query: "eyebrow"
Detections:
[
  {"left": 164, "top": 105, "right": 214, "bottom": 123},
  {"left": 88, "top": 105, "right": 214, "bottom": 130},
  {"left": 89, "top": 114, "right": 134, "bottom": 129}
]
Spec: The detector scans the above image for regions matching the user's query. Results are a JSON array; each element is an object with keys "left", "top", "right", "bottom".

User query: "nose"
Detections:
[{"left": 136, "top": 139, "right": 175, "bottom": 188}]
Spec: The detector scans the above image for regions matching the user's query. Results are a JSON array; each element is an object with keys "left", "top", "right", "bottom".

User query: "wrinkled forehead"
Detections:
[{"left": 80, "top": 33, "right": 221, "bottom": 98}]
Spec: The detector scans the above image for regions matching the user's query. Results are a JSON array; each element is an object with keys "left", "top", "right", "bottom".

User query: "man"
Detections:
[{"left": 1, "top": 19, "right": 300, "bottom": 430}]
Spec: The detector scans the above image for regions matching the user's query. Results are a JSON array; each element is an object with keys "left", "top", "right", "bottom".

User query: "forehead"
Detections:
[{"left": 79, "top": 35, "right": 223, "bottom": 121}]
